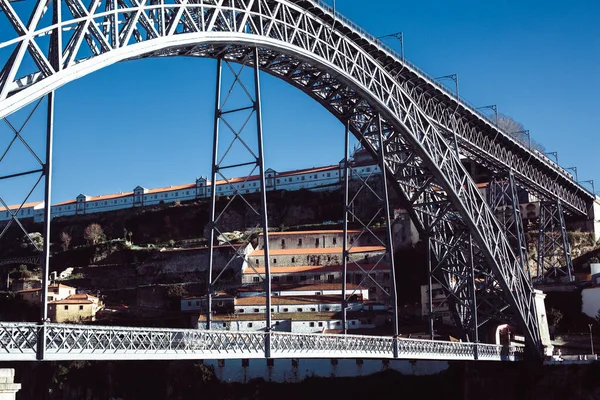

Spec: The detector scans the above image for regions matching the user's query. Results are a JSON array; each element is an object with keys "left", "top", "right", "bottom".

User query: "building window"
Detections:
[
  {"left": 238, "top": 309, "right": 245, "bottom": 313},
  {"left": 256, "top": 259, "right": 260, "bottom": 265},
  {"left": 327, "top": 274, "right": 334, "bottom": 282},
  {"left": 332, "top": 237, "right": 337, "bottom": 245},
  {"left": 64, "top": 305, "right": 68, "bottom": 310},
  {"left": 298, "top": 239, "right": 302, "bottom": 246},
  {"left": 318, "top": 322, "right": 323, "bottom": 327},
  {"left": 248, "top": 323, "right": 253, "bottom": 328},
  {"left": 222, "top": 323, "right": 227, "bottom": 327},
  {"left": 79, "top": 305, "right": 84, "bottom": 310},
  {"left": 315, "top": 238, "right": 319, "bottom": 247},
  {"left": 324, "top": 307, "right": 330, "bottom": 312},
  {"left": 291, "top": 257, "right": 295, "bottom": 263},
  {"left": 310, "top": 308, "right": 316, "bottom": 312},
  {"left": 309, "top": 322, "right": 315, "bottom": 327},
  {"left": 352, "top": 321, "right": 356, "bottom": 325},
  {"left": 300, "top": 275, "right": 306, "bottom": 281},
  {"left": 273, "top": 258, "right": 277, "bottom": 264},
  {"left": 283, "top": 308, "right": 289, "bottom": 312},
  {"left": 281, "top": 239, "right": 285, "bottom": 249},
  {"left": 272, "top": 276, "right": 280, "bottom": 282},
  {"left": 314, "top": 275, "right": 321, "bottom": 281},
  {"left": 253, "top": 308, "right": 260, "bottom": 313},
  {"left": 253, "top": 277, "right": 260, "bottom": 283},
  {"left": 297, "top": 308, "right": 303, "bottom": 312},
  {"left": 286, "top": 276, "right": 294, "bottom": 283},
  {"left": 188, "top": 301, "right": 192, "bottom": 306}
]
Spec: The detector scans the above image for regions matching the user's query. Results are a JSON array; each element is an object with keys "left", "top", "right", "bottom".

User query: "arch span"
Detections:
[{"left": 0, "top": 0, "right": 541, "bottom": 352}]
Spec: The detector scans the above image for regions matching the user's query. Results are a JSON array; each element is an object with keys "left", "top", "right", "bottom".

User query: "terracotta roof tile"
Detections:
[
  {"left": 249, "top": 246, "right": 385, "bottom": 257},
  {"left": 261, "top": 230, "right": 361, "bottom": 236},
  {"left": 242, "top": 263, "right": 390, "bottom": 274}
]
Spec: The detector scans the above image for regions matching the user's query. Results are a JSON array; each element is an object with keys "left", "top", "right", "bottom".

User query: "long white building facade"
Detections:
[{"left": 1, "top": 151, "right": 381, "bottom": 224}]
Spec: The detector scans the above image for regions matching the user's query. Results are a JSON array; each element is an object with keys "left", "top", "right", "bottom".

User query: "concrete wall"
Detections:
[{"left": 48, "top": 302, "right": 95, "bottom": 323}]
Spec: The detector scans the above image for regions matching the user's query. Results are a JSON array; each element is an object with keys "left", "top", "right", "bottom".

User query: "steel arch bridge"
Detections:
[{"left": 0, "top": 0, "right": 593, "bottom": 360}]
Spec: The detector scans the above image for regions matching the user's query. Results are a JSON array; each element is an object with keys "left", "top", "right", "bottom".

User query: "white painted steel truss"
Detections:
[
  {"left": 0, "top": 322, "right": 522, "bottom": 361},
  {"left": 0, "top": 0, "right": 562, "bottom": 354}
]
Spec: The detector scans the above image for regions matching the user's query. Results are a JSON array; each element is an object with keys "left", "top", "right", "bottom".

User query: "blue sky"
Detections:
[{"left": 0, "top": 0, "right": 598, "bottom": 206}]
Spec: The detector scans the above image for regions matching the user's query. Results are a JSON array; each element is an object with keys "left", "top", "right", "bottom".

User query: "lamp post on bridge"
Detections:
[
  {"left": 565, "top": 167, "right": 578, "bottom": 182},
  {"left": 377, "top": 31, "right": 404, "bottom": 61},
  {"left": 435, "top": 74, "right": 460, "bottom": 157},
  {"left": 544, "top": 152, "right": 559, "bottom": 164},
  {"left": 511, "top": 130, "right": 531, "bottom": 149},
  {"left": 476, "top": 104, "right": 498, "bottom": 126},
  {"left": 580, "top": 180, "right": 595, "bottom": 196}
]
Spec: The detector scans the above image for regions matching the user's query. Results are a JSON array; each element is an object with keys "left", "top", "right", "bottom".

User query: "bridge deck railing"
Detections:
[{"left": 0, "top": 322, "right": 523, "bottom": 362}]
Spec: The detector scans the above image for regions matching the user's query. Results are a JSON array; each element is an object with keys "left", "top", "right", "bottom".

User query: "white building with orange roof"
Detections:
[
  {"left": 0, "top": 157, "right": 382, "bottom": 223},
  {"left": 16, "top": 283, "right": 77, "bottom": 306},
  {"left": 48, "top": 293, "right": 102, "bottom": 323}
]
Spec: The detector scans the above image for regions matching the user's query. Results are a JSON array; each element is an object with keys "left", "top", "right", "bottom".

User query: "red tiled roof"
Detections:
[
  {"left": 3, "top": 201, "right": 43, "bottom": 211},
  {"left": 249, "top": 246, "right": 385, "bottom": 257},
  {"left": 235, "top": 295, "right": 343, "bottom": 306},
  {"left": 242, "top": 263, "right": 390, "bottom": 274},
  {"left": 261, "top": 230, "right": 361, "bottom": 236}
]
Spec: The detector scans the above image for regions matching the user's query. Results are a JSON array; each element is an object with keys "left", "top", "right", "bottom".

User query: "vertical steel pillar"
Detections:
[
  {"left": 253, "top": 48, "right": 272, "bottom": 358},
  {"left": 537, "top": 199, "right": 573, "bottom": 283},
  {"left": 508, "top": 171, "right": 529, "bottom": 278},
  {"left": 206, "top": 58, "right": 222, "bottom": 330},
  {"left": 38, "top": 92, "right": 54, "bottom": 360},
  {"left": 341, "top": 120, "right": 350, "bottom": 335},
  {"left": 376, "top": 114, "right": 399, "bottom": 357},
  {"left": 468, "top": 234, "right": 479, "bottom": 345},
  {"left": 427, "top": 237, "right": 434, "bottom": 340}
]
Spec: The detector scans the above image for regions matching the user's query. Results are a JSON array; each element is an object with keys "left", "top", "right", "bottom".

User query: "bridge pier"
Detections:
[{"left": 0, "top": 369, "right": 20, "bottom": 400}]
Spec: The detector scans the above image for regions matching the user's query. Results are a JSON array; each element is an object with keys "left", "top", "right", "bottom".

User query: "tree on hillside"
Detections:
[
  {"left": 21, "top": 232, "right": 43, "bottom": 251},
  {"left": 60, "top": 232, "right": 72, "bottom": 251},
  {"left": 497, "top": 113, "right": 546, "bottom": 152},
  {"left": 84, "top": 223, "right": 105, "bottom": 245}
]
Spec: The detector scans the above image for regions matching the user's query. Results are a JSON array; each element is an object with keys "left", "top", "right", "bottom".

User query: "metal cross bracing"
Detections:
[
  {"left": 0, "top": 0, "right": 548, "bottom": 355},
  {"left": 536, "top": 200, "right": 574, "bottom": 284},
  {"left": 0, "top": 322, "right": 523, "bottom": 361},
  {"left": 205, "top": 48, "right": 273, "bottom": 356},
  {"left": 340, "top": 115, "right": 398, "bottom": 355},
  {"left": 488, "top": 171, "right": 530, "bottom": 279}
]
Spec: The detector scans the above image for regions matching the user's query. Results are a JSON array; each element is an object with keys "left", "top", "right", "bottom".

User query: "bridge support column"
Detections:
[
  {"left": 205, "top": 48, "right": 272, "bottom": 353},
  {"left": 536, "top": 199, "right": 573, "bottom": 283},
  {"left": 341, "top": 119, "right": 350, "bottom": 335},
  {"left": 376, "top": 114, "right": 399, "bottom": 357},
  {"left": 0, "top": 369, "right": 20, "bottom": 400},
  {"left": 340, "top": 113, "right": 398, "bottom": 340},
  {"left": 488, "top": 171, "right": 530, "bottom": 278}
]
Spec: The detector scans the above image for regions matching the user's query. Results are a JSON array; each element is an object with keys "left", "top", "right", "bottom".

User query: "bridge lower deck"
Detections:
[{"left": 0, "top": 323, "right": 521, "bottom": 362}]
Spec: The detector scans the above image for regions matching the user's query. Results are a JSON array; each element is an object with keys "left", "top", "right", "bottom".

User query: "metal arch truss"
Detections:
[
  {"left": 0, "top": 0, "right": 544, "bottom": 354},
  {"left": 0, "top": 322, "right": 523, "bottom": 361},
  {"left": 536, "top": 200, "right": 574, "bottom": 283}
]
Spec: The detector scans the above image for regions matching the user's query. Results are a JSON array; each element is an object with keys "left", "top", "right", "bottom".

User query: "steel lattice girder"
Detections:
[{"left": 0, "top": 0, "right": 542, "bottom": 353}]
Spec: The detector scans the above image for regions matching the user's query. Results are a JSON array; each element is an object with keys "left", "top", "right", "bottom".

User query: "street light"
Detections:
[
  {"left": 580, "top": 180, "right": 595, "bottom": 196},
  {"left": 544, "top": 152, "right": 559, "bottom": 163},
  {"left": 476, "top": 104, "right": 498, "bottom": 126},
  {"left": 511, "top": 130, "right": 531, "bottom": 148},
  {"left": 565, "top": 167, "right": 578, "bottom": 182},
  {"left": 377, "top": 31, "right": 405, "bottom": 62},
  {"left": 589, "top": 324, "right": 594, "bottom": 355},
  {"left": 435, "top": 74, "right": 459, "bottom": 99}
]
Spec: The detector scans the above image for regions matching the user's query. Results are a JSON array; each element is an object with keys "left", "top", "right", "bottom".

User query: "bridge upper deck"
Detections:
[{"left": 294, "top": 0, "right": 593, "bottom": 216}]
